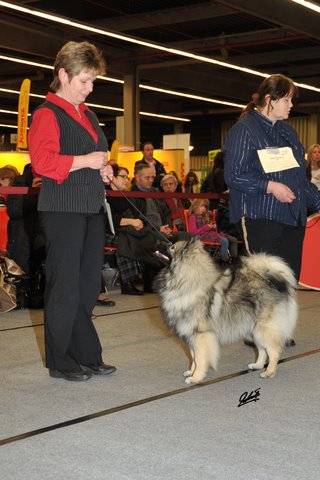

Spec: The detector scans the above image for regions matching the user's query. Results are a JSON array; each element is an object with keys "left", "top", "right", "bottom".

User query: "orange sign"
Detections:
[
  {"left": 17, "top": 79, "right": 31, "bottom": 150},
  {"left": 117, "top": 149, "right": 184, "bottom": 181}
]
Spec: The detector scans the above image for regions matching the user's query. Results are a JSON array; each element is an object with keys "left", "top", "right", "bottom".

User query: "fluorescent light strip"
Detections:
[
  {"left": 0, "top": 1, "right": 319, "bottom": 93},
  {"left": 290, "top": 0, "right": 320, "bottom": 14},
  {"left": 0, "top": 54, "right": 122, "bottom": 83},
  {"left": 139, "top": 111, "right": 190, "bottom": 122},
  {"left": 1, "top": 54, "right": 245, "bottom": 108},
  {"left": 0, "top": 123, "right": 18, "bottom": 129},
  {"left": 0, "top": 88, "right": 190, "bottom": 122},
  {"left": 0, "top": 107, "right": 105, "bottom": 126},
  {"left": 0, "top": 109, "right": 21, "bottom": 115},
  {"left": 139, "top": 84, "right": 246, "bottom": 108}
]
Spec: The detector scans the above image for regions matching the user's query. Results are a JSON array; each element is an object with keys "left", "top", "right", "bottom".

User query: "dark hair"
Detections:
[
  {"left": 111, "top": 164, "right": 129, "bottom": 177},
  {"left": 211, "top": 151, "right": 224, "bottom": 173},
  {"left": 184, "top": 170, "right": 199, "bottom": 186},
  {"left": 241, "top": 74, "right": 298, "bottom": 118},
  {"left": 141, "top": 141, "right": 154, "bottom": 151},
  {"left": 134, "top": 163, "right": 154, "bottom": 176}
]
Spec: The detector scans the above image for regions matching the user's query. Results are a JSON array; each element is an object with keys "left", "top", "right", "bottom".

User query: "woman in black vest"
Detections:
[{"left": 28, "top": 41, "right": 116, "bottom": 381}]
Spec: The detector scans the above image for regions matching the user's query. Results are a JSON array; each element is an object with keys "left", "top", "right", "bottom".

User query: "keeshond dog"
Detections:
[{"left": 154, "top": 238, "right": 298, "bottom": 384}]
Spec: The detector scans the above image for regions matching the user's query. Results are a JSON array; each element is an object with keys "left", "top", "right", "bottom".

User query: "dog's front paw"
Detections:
[
  {"left": 183, "top": 369, "right": 193, "bottom": 377},
  {"left": 185, "top": 376, "right": 196, "bottom": 385},
  {"left": 184, "top": 372, "right": 206, "bottom": 385}
]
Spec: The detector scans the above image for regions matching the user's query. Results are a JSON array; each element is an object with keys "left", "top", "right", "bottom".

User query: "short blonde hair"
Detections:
[
  {"left": 161, "top": 174, "right": 178, "bottom": 187},
  {"left": 50, "top": 41, "right": 106, "bottom": 92}
]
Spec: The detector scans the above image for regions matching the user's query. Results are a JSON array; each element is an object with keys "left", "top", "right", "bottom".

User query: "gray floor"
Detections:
[{"left": 0, "top": 288, "right": 319, "bottom": 480}]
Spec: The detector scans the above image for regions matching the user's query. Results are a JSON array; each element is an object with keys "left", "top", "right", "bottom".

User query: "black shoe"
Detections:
[
  {"left": 49, "top": 369, "right": 92, "bottom": 382},
  {"left": 81, "top": 362, "right": 116, "bottom": 375},
  {"left": 121, "top": 282, "right": 143, "bottom": 296},
  {"left": 96, "top": 298, "right": 116, "bottom": 307}
]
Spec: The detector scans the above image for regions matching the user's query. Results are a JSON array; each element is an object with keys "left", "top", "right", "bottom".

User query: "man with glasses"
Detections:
[{"left": 131, "top": 163, "right": 192, "bottom": 291}]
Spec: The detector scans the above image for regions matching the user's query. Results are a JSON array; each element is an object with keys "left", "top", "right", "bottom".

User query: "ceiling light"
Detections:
[
  {"left": 0, "top": 123, "right": 17, "bottom": 129},
  {"left": 140, "top": 84, "right": 246, "bottom": 108},
  {"left": 0, "top": 88, "right": 189, "bottom": 122},
  {"left": 1, "top": 54, "right": 246, "bottom": 108},
  {"left": 0, "top": 107, "right": 105, "bottom": 126},
  {"left": 139, "top": 112, "right": 190, "bottom": 122},
  {"left": 0, "top": 1, "right": 319, "bottom": 93},
  {"left": 290, "top": 0, "right": 320, "bottom": 14}
]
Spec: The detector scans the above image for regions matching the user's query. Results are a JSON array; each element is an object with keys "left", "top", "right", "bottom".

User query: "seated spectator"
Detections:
[
  {"left": 306, "top": 143, "right": 320, "bottom": 190},
  {"left": 106, "top": 164, "right": 162, "bottom": 295},
  {"left": 132, "top": 164, "right": 191, "bottom": 242},
  {"left": 6, "top": 164, "right": 46, "bottom": 308},
  {"left": 6, "top": 164, "right": 45, "bottom": 276},
  {"left": 188, "top": 198, "right": 238, "bottom": 263},
  {"left": 168, "top": 170, "right": 183, "bottom": 192},
  {"left": 216, "top": 198, "right": 242, "bottom": 240},
  {"left": 184, "top": 170, "right": 199, "bottom": 193},
  {"left": 134, "top": 141, "right": 166, "bottom": 190},
  {"left": 131, "top": 163, "right": 192, "bottom": 290},
  {"left": 168, "top": 170, "right": 190, "bottom": 208},
  {"left": 161, "top": 173, "right": 188, "bottom": 232},
  {"left": 0, "top": 165, "right": 19, "bottom": 206}
]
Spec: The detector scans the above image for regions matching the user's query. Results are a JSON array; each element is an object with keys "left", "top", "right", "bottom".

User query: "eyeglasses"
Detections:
[
  {"left": 117, "top": 174, "right": 129, "bottom": 181},
  {"left": 142, "top": 176, "right": 156, "bottom": 181}
]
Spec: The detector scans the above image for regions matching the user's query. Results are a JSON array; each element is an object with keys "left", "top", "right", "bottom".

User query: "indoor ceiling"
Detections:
[{"left": 0, "top": 0, "right": 320, "bottom": 151}]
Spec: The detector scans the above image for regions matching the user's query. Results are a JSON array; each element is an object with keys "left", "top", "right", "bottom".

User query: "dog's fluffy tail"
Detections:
[{"left": 243, "top": 253, "right": 297, "bottom": 291}]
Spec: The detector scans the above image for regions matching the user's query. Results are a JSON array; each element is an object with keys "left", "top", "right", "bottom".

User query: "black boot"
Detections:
[
  {"left": 121, "top": 282, "right": 143, "bottom": 296},
  {"left": 142, "top": 265, "right": 161, "bottom": 293}
]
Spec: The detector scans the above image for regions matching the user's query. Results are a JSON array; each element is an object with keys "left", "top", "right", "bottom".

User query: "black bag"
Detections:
[
  {"left": 0, "top": 257, "right": 45, "bottom": 311},
  {"left": 0, "top": 257, "right": 29, "bottom": 311}
]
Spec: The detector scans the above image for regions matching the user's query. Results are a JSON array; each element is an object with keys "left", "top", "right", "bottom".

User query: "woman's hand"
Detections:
[
  {"left": 71, "top": 151, "right": 110, "bottom": 173},
  {"left": 267, "top": 181, "right": 296, "bottom": 203},
  {"left": 100, "top": 163, "right": 113, "bottom": 183}
]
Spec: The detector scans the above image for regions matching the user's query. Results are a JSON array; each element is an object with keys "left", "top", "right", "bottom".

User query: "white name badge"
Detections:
[{"left": 257, "top": 147, "right": 299, "bottom": 173}]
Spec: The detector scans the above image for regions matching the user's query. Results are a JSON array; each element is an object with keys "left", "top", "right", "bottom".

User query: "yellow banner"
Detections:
[{"left": 17, "top": 79, "right": 31, "bottom": 150}]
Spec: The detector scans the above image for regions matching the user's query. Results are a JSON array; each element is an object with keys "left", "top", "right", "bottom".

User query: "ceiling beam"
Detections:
[
  {"left": 91, "top": 1, "right": 235, "bottom": 32},
  {"left": 220, "top": 0, "right": 320, "bottom": 40}
]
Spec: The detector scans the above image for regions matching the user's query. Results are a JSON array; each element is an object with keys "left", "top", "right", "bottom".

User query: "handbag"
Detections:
[
  {"left": 101, "top": 262, "right": 119, "bottom": 290},
  {"left": 0, "top": 257, "right": 17, "bottom": 312},
  {"left": 0, "top": 257, "right": 31, "bottom": 312}
]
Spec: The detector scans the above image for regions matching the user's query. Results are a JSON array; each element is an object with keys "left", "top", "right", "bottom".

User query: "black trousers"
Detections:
[
  {"left": 40, "top": 210, "right": 105, "bottom": 370},
  {"left": 238, "top": 217, "right": 305, "bottom": 281}
]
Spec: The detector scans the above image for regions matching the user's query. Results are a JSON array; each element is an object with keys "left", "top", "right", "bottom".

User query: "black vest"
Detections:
[{"left": 32, "top": 101, "right": 108, "bottom": 213}]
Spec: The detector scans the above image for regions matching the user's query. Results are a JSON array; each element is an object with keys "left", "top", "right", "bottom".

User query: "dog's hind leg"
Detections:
[
  {"left": 260, "top": 344, "right": 282, "bottom": 378},
  {"left": 185, "top": 332, "right": 219, "bottom": 385}
]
